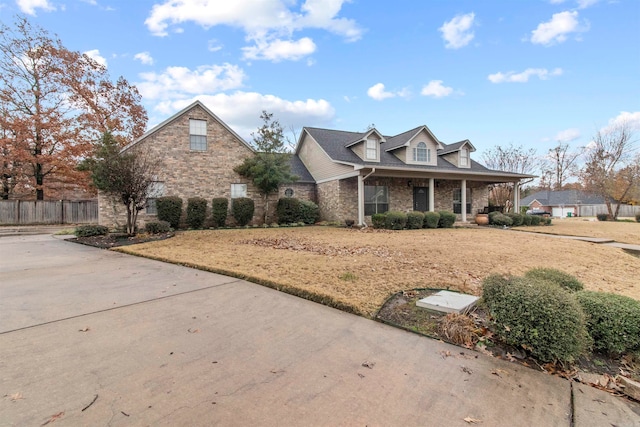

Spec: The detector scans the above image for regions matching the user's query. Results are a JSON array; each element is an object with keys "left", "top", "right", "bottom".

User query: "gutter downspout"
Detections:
[{"left": 358, "top": 168, "right": 376, "bottom": 226}]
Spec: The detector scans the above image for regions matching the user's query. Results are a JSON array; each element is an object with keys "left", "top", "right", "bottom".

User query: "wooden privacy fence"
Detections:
[
  {"left": 0, "top": 200, "right": 98, "bottom": 225},
  {"left": 578, "top": 204, "right": 640, "bottom": 218}
]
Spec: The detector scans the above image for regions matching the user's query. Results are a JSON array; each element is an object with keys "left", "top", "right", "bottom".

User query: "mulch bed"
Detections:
[{"left": 68, "top": 232, "right": 174, "bottom": 249}]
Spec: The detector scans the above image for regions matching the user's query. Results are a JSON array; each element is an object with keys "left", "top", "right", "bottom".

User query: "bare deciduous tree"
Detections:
[
  {"left": 581, "top": 121, "right": 638, "bottom": 219},
  {"left": 546, "top": 142, "right": 581, "bottom": 190},
  {"left": 482, "top": 143, "right": 537, "bottom": 211}
]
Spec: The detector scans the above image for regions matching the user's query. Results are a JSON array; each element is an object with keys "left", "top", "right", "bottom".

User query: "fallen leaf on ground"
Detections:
[
  {"left": 9, "top": 392, "right": 24, "bottom": 401},
  {"left": 187, "top": 328, "right": 200, "bottom": 333},
  {"left": 78, "top": 327, "right": 90, "bottom": 332},
  {"left": 41, "top": 412, "right": 64, "bottom": 426},
  {"left": 464, "top": 416, "right": 482, "bottom": 423},
  {"left": 439, "top": 350, "right": 451, "bottom": 359},
  {"left": 461, "top": 366, "right": 473, "bottom": 375},
  {"left": 362, "top": 361, "right": 375, "bottom": 369}
]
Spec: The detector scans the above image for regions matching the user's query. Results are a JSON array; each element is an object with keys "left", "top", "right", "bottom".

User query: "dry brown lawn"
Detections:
[
  {"left": 117, "top": 224, "right": 639, "bottom": 318},
  {"left": 525, "top": 217, "right": 640, "bottom": 245}
]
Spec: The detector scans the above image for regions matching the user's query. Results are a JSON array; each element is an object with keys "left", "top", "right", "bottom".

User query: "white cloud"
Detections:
[
  {"left": 603, "top": 111, "right": 640, "bottom": 132},
  {"left": 420, "top": 80, "right": 454, "bottom": 98},
  {"left": 366, "top": 83, "right": 411, "bottom": 101},
  {"left": 242, "top": 37, "right": 316, "bottom": 62},
  {"left": 577, "top": 0, "right": 599, "bottom": 9},
  {"left": 530, "top": 11, "right": 588, "bottom": 46},
  {"left": 488, "top": 67, "right": 563, "bottom": 83},
  {"left": 134, "top": 52, "right": 154, "bottom": 65},
  {"left": 137, "top": 63, "right": 246, "bottom": 100},
  {"left": 439, "top": 12, "right": 475, "bottom": 49},
  {"left": 16, "top": 0, "right": 55, "bottom": 15},
  {"left": 549, "top": 0, "right": 566, "bottom": 3},
  {"left": 152, "top": 92, "right": 335, "bottom": 141},
  {"left": 554, "top": 128, "right": 581, "bottom": 142},
  {"left": 208, "top": 39, "right": 223, "bottom": 52},
  {"left": 83, "top": 49, "right": 107, "bottom": 67},
  {"left": 144, "top": 0, "right": 362, "bottom": 61}
]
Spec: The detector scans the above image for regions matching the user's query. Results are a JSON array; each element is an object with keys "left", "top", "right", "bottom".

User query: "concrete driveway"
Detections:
[{"left": 1, "top": 233, "right": 638, "bottom": 426}]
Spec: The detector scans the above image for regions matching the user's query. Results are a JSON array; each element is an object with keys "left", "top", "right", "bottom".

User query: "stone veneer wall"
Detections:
[
  {"left": 100, "top": 104, "right": 261, "bottom": 229},
  {"left": 315, "top": 176, "right": 490, "bottom": 225}
]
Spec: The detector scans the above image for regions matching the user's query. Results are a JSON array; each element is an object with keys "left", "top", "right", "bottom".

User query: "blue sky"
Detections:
[{"left": 2, "top": 0, "right": 638, "bottom": 158}]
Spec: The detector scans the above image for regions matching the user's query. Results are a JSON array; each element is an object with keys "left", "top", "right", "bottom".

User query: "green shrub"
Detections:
[
  {"left": 522, "top": 214, "right": 533, "bottom": 226},
  {"left": 211, "top": 198, "right": 228, "bottom": 228},
  {"left": 145, "top": 220, "right": 171, "bottom": 234},
  {"left": 530, "top": 215, "right": 542, "bottom": 226},
  {"left": 636, "top": 213, "right": 640, "bottom": 223},
  {"left": 524, "top": 268, "right": 584, "bottom": 292},
  {"left": 186, "top": 197, "right": 207, "bottom": 229},
  {"left": 506, "top": 213, "right": 524, "bottom": 227},
  {"left": 482, "top": 274, "right": 590, "bottom": 363},
  {"left": 74, "top": 224, "right": 109, "bottom": 237},
  {"left": 543, "top": 217, "right": 552, "bottom": 226},
  {"left": 576, "top": 291, "right": 640, "bottom": 355},
  {"left": 423, "top": 211, "right": 440, "bottom": 229},
  {"left": 385, "top": 211, "right": 407, "bottom": 230},
  {"left": 277, "top": 198, "right": 301, "bottom": 224},
  {"left": 371, "top": 213, "right": 386, "bottom": 229},
  {"left": 156, "top": 196, "right": 183, "bottom": 229},
  {"left": 232, "top": 197, "right": 254, "bottom": 226},
  {"left": 299, "top": 200, "right": 320, "bottom": 224},
  {"left": 491, "top": 213, "right": 513, "bottom": 227},
  {"left": 596, "top": 213, "right": 609, "bottom": 221},
  {"left": 488, "top": 210, "right": 501, "bottom": 224},
  {"left": 406, "top": 211, "right": 425, "bottom": 229},
  {"left": 438, "top": 211, "right": 456, "bottom": 228}
]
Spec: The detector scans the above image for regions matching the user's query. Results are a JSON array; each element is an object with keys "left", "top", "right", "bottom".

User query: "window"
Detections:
[
  {"left": 460, "top": 147, "right": 469, "bottom": 166},
  {"left": 146, "top": 181, "right": 165, "bottom": 215},
  {"left": 365, "top": 138, "right": 377, "bottom": 160},
  {"left": 231, "top": 183, "right": 247, "bottom": 198},
  {"left": 190, "top": 119, "right": 207, "bottom": 151},
  {"left": 453, "top": 188, "right": 472, "bottom": 214},
  {"left": 364, "top": 185, "right": 389, "bottom": 215},
  {"left": 146, "top": 198, "right": 157, "bottom": 215},
  {"left": 413, "top": 142, "right": 430, "bottom": 162}
]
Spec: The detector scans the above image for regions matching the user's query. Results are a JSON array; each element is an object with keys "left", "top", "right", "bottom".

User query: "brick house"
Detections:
[{"left": 99, "top": 100, "right": 532, "bottom": 228}]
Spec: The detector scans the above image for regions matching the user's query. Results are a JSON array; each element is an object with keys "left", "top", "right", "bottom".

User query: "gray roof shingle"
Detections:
[{"left": 521, "top": 190, "right": 607, "bottom": 206}]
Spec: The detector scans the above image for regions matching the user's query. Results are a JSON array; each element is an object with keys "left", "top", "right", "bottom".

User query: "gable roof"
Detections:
[
  {"left": 521, "top": 190, "right": 607, "bottom": 206},
  {"left": 121, "top": 100, "right": 254, "bottom": 153},
  {"left": 289, "top": 154, "right": 314, "bottom": 183},
  {"left": 438, "top": 139, "right": 476, "bottom": 155},
  {"left": 299, "top": 126, "right": 533, "bottom": 179}
]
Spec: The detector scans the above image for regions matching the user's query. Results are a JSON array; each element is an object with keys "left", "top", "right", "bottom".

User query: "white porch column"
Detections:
[
  {"left": 358, "top": 174, "right": 365, "bottom": 226},
  {"left": 428, "top": 178, "right": 435, "bottom": 212},
  {"left": 461, "top": 179, "right": 467, "bottom": 222},
  {"left": 513, "top": 182, "right": 520, "bottom": 213}
]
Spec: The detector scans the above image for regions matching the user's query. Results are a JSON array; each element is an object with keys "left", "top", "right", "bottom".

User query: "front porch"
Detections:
[{"left": 316, "top": 173, "right": 522, "bottom": 226}]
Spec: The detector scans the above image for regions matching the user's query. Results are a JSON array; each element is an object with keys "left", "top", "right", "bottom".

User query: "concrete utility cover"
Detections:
[{"left": 416, "top": 290, "right": 479, "bottom": 314}]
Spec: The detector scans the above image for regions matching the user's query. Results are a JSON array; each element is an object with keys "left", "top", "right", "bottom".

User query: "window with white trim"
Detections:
[
  {"left": 453, "top": 188, "right": 472, "bottom": 214},
  {"left": 413, "top": 142, "right": 430, "bottom": 162},
  {"left": 365, "top": 138, "right": 377, "bottom": 160},
  {"left": 231, "top": 183, "right": 247, "bottom": 199},
  {"left": 190, "top": 119, "right": 207, "bottom": 151},
  {"left": 460, "top": 147, "right": 469, "bottom": 166},
  {"left": 146, "top": 181, "right": 165, "bottom": 215},
  {"left": 364, "top": 185, "right": 389, "bottom": 215}
]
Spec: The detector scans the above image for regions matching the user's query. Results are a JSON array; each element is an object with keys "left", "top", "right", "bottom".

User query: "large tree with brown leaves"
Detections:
[{"left": 0, "top": 16, "right": 147, "bottom": 200}]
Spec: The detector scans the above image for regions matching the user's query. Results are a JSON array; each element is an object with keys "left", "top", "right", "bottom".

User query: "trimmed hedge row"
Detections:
[
  {"left": 488, "top": 211, "right": 551, "bottom": 227},
  {"left": 371, "top": 210, "right": 457, "bottom": 230},
  {"left": 482, "top": 268, "right": 640, "bottom": 362},
  {"left": 276, "top": 198, "right": 320, "bottom": 225}
]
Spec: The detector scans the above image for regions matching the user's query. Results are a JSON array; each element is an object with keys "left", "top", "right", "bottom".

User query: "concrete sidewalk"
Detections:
[{"left": 1, "top": 234, "right": 638, "bottom": 426}]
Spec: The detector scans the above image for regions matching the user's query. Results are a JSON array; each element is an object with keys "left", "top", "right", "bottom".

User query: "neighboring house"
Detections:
[
  {"left": 98, "top": 100, "right": 533, "bottom": 228},
  {"left": 521, "top": 190, "right": 640, "bottom": 218}
]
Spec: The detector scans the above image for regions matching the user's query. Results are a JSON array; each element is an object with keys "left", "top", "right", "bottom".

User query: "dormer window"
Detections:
[
  {"left": 413, "top": 142, "right": 430, "bottom": 162},
  {"left": 365, "top": 138, "right": 377, "bottom": 160},
  {"left": 460, "top": 147, "right": 469, "bottom": 166}
]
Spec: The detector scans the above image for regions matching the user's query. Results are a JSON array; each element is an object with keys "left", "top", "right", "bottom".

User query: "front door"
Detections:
[{"left": 413, "top": 186, "right": 428, "bottom": 211}]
